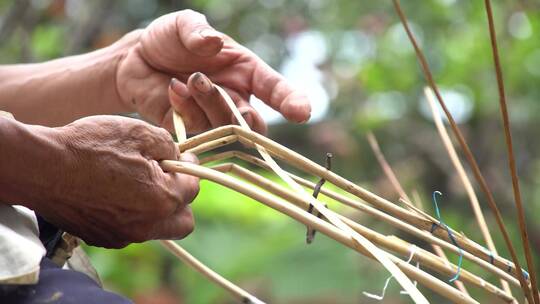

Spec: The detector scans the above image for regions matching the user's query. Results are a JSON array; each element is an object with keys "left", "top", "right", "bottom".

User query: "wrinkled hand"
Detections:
[
  {"left": 116, "top": 9, "right": 311, "bottom": 134},
  {"left": 34, "top": 116, "right": 199, "bottom": 248}
]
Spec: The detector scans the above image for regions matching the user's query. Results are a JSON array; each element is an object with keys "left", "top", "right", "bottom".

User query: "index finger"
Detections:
[{"left": 250, "top": 60, "right": 311, "bottom": 123}]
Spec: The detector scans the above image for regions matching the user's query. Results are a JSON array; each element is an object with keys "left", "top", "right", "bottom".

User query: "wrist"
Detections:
[{"left": 0, "top": 117, "right": 69, "bottom": 210}]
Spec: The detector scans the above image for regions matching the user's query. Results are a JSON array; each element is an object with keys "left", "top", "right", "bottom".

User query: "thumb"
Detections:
[{"left": 176, "top": 10, "right": 224, "bottom": 57}]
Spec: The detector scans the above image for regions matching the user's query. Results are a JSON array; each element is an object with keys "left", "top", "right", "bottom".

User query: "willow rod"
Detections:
[
  {"left": 391, "top": 1, "right": 532, "bottom": 301},
  {"left": 483, "top": 1, "right": 539, "bottom": 302},
  {"left": 201, "top": 150, "right": 520, "bottom": 287},
  {"left": 425, "top": 87, "right": 513, "bottom": 298},
  {"left": 161, "top": 160, "right": 478, "bottom": 304}
]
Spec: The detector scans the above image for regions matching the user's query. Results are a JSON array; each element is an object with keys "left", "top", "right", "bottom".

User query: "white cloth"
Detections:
[{"left": 0, "top": 205, "right": 46, "bottom": 284}]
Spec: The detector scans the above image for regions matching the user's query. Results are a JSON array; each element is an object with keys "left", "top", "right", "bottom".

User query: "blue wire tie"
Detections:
[
  {"left": 430, "top": 222, "right": 439, "bottom": 233},
  {"left": 489, "top": 252, "right": 494, "bottom": 265},
  {"left": 432, "top": 191, "right": 463, "bottom": 283}
]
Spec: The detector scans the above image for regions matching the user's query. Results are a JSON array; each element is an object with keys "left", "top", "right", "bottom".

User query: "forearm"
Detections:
[
  {"left": 0, "top": 31, "right": 141, "bottom": 127},
  {"left": 0, "top": 116, "right": 65, "bottom": 208}
]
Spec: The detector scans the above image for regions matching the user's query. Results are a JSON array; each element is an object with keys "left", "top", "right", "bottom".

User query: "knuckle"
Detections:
[{"left": 180, "top": 9, "right": 204, "bottom": 19}]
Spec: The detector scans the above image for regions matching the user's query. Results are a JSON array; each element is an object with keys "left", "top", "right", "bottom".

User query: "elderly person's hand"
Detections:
[
  {"left": 7, "top": 115, "right": 199, "bottom": 249},
  {"left": 116, "top": 9, "right": 311, "bottom": 134}
]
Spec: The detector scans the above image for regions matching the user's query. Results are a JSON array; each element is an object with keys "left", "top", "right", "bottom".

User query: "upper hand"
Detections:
[{"left": 116, "top": 9, "right": 311, "bottom": 134}]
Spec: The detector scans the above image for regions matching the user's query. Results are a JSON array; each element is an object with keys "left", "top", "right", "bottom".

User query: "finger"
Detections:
[
  {"left": 168, "top": 78, "right": 211, "bottom": 133},
  {"left": 232, "top": 95, "right": 267, "bottom": 134},
  {"left": 162, "top": 158, "right": 200, "bottom": 206},
  {"left": 187, "top": 72, "right": 231, "bottom": 127},
  {"left": 152, "top": 206, "right": 195, "bottom": 240},
  {"left": 179, "top": 152, "right": 199, "bottom": 164},
  {"left": 251, "top": 61, "right": 311, "bottom": 123},
  {"left": 142, "top": 126, "right": 179, "bottom": 161},
  {"left": 176, "top": 9, "right": 224, "bottom": 57}
]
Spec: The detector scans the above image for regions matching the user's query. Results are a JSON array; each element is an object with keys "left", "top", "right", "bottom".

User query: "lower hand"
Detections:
[{"left": 32, "top": 116, "right": 198, "bottom": 248}]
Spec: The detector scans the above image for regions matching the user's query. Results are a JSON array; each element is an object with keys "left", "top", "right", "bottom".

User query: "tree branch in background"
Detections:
[
  {"left": 391, "top": 1, "right": 533, "bottom": 301},
  {"left": 482, "top": 1, "right": 539, "bottom": 303}
]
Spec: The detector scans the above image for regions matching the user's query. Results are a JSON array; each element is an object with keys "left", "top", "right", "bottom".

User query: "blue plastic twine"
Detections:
[{"left": 432, "top": 191, "right": 463, "bottom": 282}]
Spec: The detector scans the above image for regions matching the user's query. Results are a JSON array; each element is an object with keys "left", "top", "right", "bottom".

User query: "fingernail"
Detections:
[
  {"left": 241, "top": 110, "right": 253, "bottom": 126},
  {"left": 199, "top": 29, "right": 222, "bottom": 40},
  {"left": 193, "top": 72, "right": 212, "bottom": 93},
  {"left": 170, "top": 78, "right": 190, "bottom": 98}
]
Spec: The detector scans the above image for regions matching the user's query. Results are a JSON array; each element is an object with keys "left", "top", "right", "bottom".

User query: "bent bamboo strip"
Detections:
[
  {"left": 161, "top": 160, "right": 478, "bottom": 304},
  {"left": 201, "top": 150, "right": 519, "bottom": 288},
  {"left": 214, "top": 86, "right": 427, "bottom": 303},
  {"left": 210, "top": 162, "right": 515, "bottom": 303},
  {"left": 200, "top": 125, "right": 524, "bottom": 281}
]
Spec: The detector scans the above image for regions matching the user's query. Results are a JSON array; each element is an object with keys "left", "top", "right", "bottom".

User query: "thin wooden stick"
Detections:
[
  {"left": 210, "top": 162, "right": 515, "bottom": 302},
  {"left": 425, "top": 87, "right": 514, "bottom": 298},
  {"left": 213, "top": 85, "right": 428, "bottom": 303},
  {"left": 366, "top": 132, "right": 411, "bottom": 202},
  {"left": 160, "top": 240, "right": 265, "bottom": 304},
  {"left": 186, "top": 134, "right": 238, "bottom": 155},
  {"left": 483, "top": 1, "right": 539, "bottom": 302},
  {"left": 201, "top": 150, "right": 520, "bottom": 287},
  {"left": 391, "top": 1, "right": 532, "bottom": 301},
  {"left": 161, "top": 160, "right": 478, "bottom": 304},
  {"left": 366, "top": 131, "right": 470, "bottom": 295}
]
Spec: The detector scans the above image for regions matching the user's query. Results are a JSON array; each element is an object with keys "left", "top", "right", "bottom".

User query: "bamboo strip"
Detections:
[
  {"left": 160, "top": 240, "right": 265, "bottom": 304},
  {"left": 161, "top": 160, "right": 478, "bottom": 304},
  {"left": 211, "top": 162, "right": 514, "bottom": 302},
  {"left": 201, "top": 150, "right": 519, "bottom": 287},
  {"left": 214, "top": 85, "right": 427, "bottom": 303},
  {"left": 226, "top": 126, "right": 524, "bottom": 280},
  {"left": 185, "top": 134, "right": 238, "bottom": 155}
]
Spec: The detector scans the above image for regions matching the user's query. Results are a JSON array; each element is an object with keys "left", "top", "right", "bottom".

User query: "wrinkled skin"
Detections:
[
  {"left": 31, "top": 116, "right": 199, "bottom": 249},
  {"left": 116, "top": 9, "right": 311, "bottom": 135}
]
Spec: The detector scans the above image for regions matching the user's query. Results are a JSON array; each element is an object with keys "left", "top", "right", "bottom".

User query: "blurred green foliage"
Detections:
[{"left": 1, "top": 0, "right": 540, "bottom": 303}]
